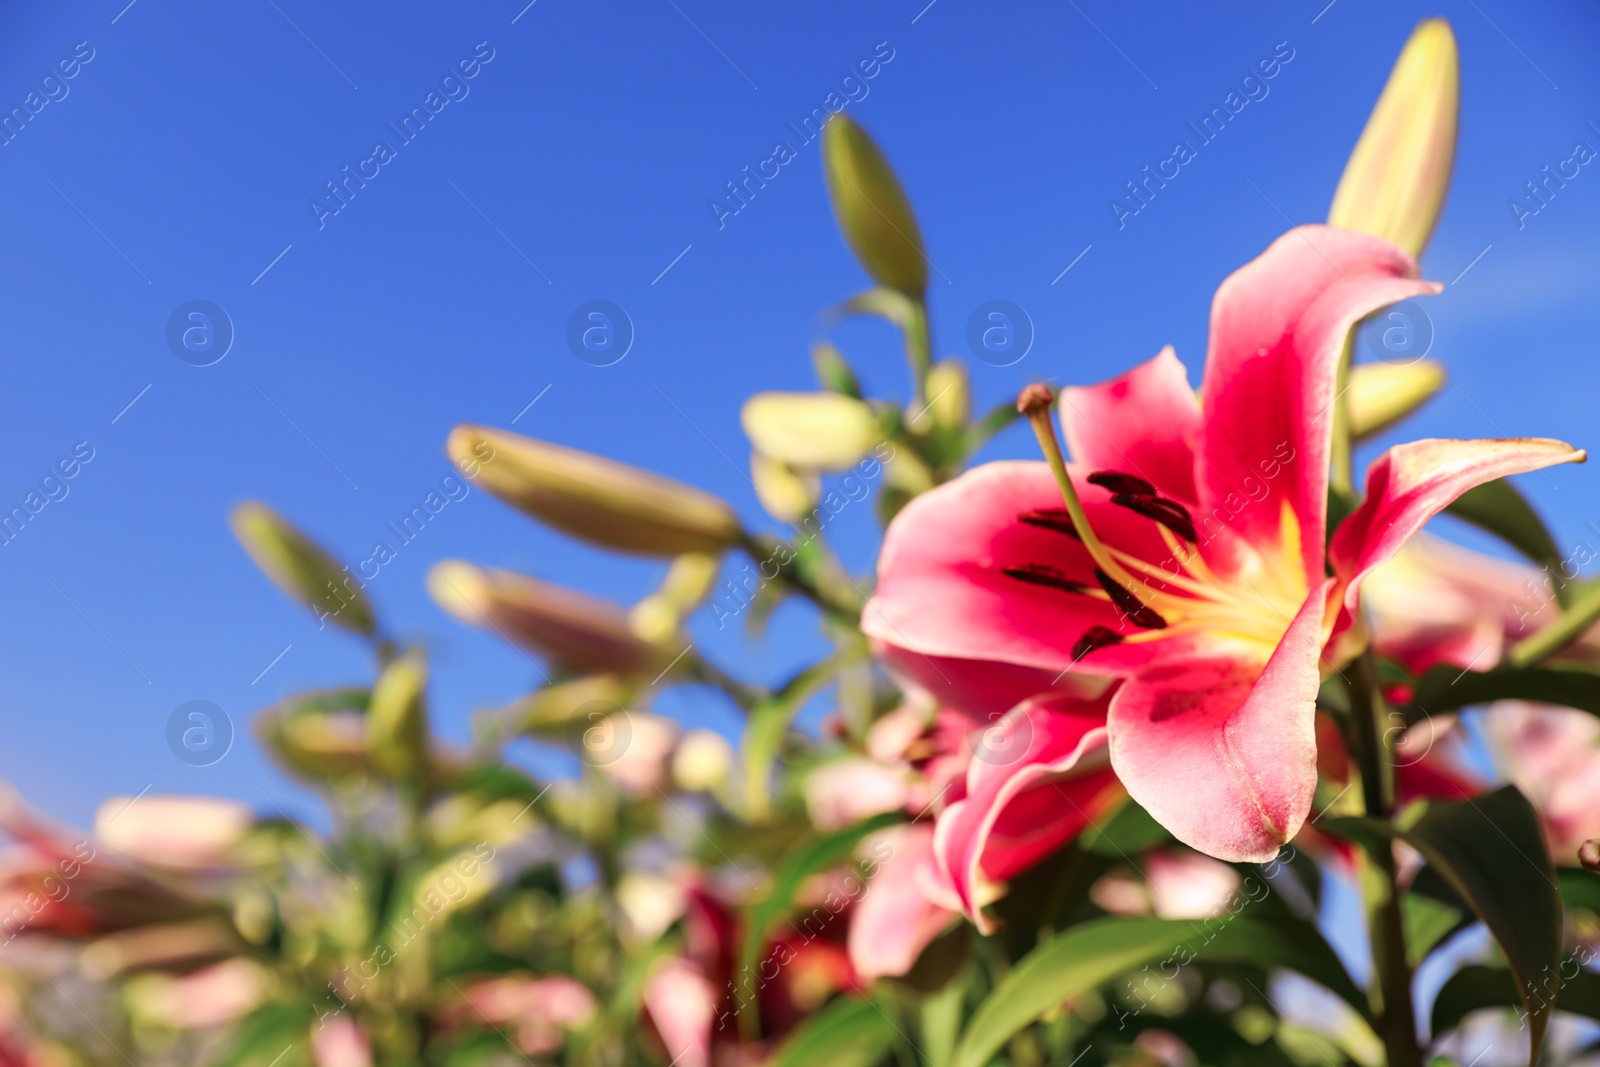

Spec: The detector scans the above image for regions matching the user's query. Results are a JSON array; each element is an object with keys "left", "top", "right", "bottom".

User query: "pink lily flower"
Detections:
[{"left": 865, "top": 225, "right": 1584, "bottom": 864}]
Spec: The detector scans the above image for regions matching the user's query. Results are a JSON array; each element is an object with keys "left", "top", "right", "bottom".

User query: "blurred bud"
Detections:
[
  {"left": 426, "top": 796, "right": 536, "bottom": 850},
  {"left": 588, "top": 711, "right": 677, "bottom": 796},
  {"left": 124, "top": 958, "right": 265, "bottom": 1031},
  {"left": 258, "top": 699, "right": 372, "bottom": 782},
  {"left": 822, "top": 115, "right": 928, "bottom": 296},
  {"left": 232, "top": 892, "right": 276, "bottom": 946},
  {"left": 657, "top": 553, "right": 720, "bottom": 612},
  {"left": 365, "top": 652, "right": 430, "bottom": 779},
  {"left": 742, "top": 392, "right": 879, "bottom": 471},
  {"left": 917, "top": 360, "right": 971, "bottom": 430},
  {"left": 616, "top": 872, "right": 687, "bottom": 944},
  {"left": 430, "top": 562, "right": 671, "bottom": 674},
  {"left": 494, "top": 675, "right": 637, "bottom": 740},
  {"left": 94, "top": 795, "right": 252, "bottom": 871},
  {"left": 1348, "top": 359, "right": 1446, "bottom": 439},
  {"left": 1581, "top": 839, "right": 1600, "bottom": 872},
  {"left": 812, "top": 342, "right": 862, "bottom": 397},
  {"left": 231, "top": 503, "right": 375, "bottom": 636},
  {"left": 750, "top": 451, "right": 821, "bottom": 524},
  {"left": 413, "top": 846, "right": 498, "bottom": 923},
  {"left": 444, "top": 974, "right": 597, "bottom": 1056},
  {"left": 805, "top": 758, "right": 912, "bottom": 830},
  {"left": 447, "top": 426, "right": 742, "bottom": 557},
  {"left": 81, "top": 917, "right": 240, "bottom": 980},
  {"left": 1328, "top": 18, "right": 1459, "bottom": 257},
  {"left": 671, "top": 728, "right": 734, "bottom": 793},
  {"left": 312, "top": 1016, "right": 373, "bottom": 1067}
]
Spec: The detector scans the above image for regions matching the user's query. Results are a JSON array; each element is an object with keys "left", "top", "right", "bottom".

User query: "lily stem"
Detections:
[{"left": 1345, "top": 650, "right": 1421, "bottom": 1067}]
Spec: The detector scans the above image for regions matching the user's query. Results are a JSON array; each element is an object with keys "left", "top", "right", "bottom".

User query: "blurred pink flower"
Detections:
[{"left": 312, "top": 1015, "right": 372, "bottom": 1067}]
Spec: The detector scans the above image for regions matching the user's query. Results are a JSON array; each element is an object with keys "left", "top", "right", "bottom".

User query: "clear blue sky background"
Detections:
[{"left": 0, "top": 0, "right": 1596, "bottom": 879}]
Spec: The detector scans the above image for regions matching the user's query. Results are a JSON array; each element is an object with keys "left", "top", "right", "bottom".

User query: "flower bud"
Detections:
[
  {"left": 671, "top": 728, "right": 734, "bottom": 793},
  {"left": 1328, "top": 18, "right": 1459, "bottom": 257},
  {"left": 448, "top": 425, "right": 743, "bottom": 557},
  {"left": 258, "top": 704, "right": 371, "bottom": 782},
  {"left": 742, "top": 392, "right": 879, "bottom": 472},
  {"left": 1580, "top": 838, "right": 1600, "bottom": 872},
  {"left": 822, "top": 115, "right": 928, "bottom": 297},
  {"left": 1348, "top": 359, "right": 1446, "bottom": 439},
  {"left": 94, "top": 796, "right": 252, "bottom": 871},
  {"left": 751, "top": 451, "right": 820, "bottom": 524},
  {"left": 429, "top": 561, "right": 670, "bottom": 674},
  {"left": 365, "top": 651, "right": 430, "bottom": 779},
  {"left": 494, "top": 674, "right": 637, "bottom": 740},
  {"left": 812, "top": 342, "right": 862, "bottom": 397},
  {"left": 918, "top": 359, "right": 970, "bottom": 429},
  {"left": 656, "top": 552, "right": 720, "bottom": 613},
  {"left": 231, "top": 503, "right": 375, "bottom": 636}
]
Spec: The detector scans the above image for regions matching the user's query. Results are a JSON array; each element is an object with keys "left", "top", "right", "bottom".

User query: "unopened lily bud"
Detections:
[
  {"left": 259, "top": 706, "right": 371, "bottom": 781},
  {"left": 751, "top": 451, "right": 821, "bottom": 524},
  {"left": 1328, "top": 18, "right": 1459, "bottom": 257},
  {"left": 657, "top": 553, "right": 720, "bottom": 613},
  {"left": 81, "top": 918, "right": 240, "bottom": 980},
  {"left": 231, "top": 503, "right": 375, "bottom": 636},
  {"left": 1349, "top": 360, "right": 1446, "bottom": 438},
  {"left": 1581, "top": 838, "right": 1600, "bottom": 872},
  {"left": 822, "top": 115, "right": 928, "bottom": 297},
  {"left": 742, "top": 392, "right": 879, "bottom": 472},
  {"left": 365, "top": 652, "right": 430, "bottom": 779},
  {"left": 448, "top": 425, "right": 743, "bottom": 557},
  {"left": 671, "top": 728, "right": 734, "bottom": 793},
  {"left": 812, "top": 342, "right": 862, "bottom": 397},
  {"left": 918, "top": 359, "right": 970, "bottom": 429},
  {"left": 94, "top": 796, "right": 252, "bottom": 871},
  {"left": 627, "top": 595, "right": 681, "bottom": 645},
  {"left": 429, "top": 561, "right": 670, "bottom": 674},
  {"left": 497, "top": 674, "right": 637, "bottom": 739}
]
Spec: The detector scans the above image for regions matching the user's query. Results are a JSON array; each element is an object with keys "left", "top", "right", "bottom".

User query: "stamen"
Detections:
[
  {"left": 1017, "top": 508, "right": 1081, "bottom": 539},
  {"left": 1093, "top": 568, "right": 1167, "bottom": 630},
  {"left": 1110, "top": 494, "right": 1198, "bottom": 543},
  {"left": 1073, "top": 626, "right": 1124, "bottom": 659},
  {"left": 1016, "top": 385, "right": 1139, "bottom": 590},
  {"left": 1001, "top": 564, "right": 1093, "bottom": 595},
  {"left": 1087, "top": 471, "right": 1156, "bottom": 497}
]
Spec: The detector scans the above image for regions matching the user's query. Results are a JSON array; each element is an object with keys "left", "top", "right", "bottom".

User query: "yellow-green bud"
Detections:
[
  {"left": 448, "top": 425, "right": 743, "bottom": 557},
  {"left": 750, "top": 451, "right": 820, "bottom": 524},
  {"left": 822, "top": 115, "right": 928, "bottom": 296},
  {"left": 1348, "top": 359, "right": 1446, "bottom": 439},
  {"left": 231, "top": 503, "right": 375, "bottom": 636},
  {"left": 1329, "top": 19, "right": 1459, "bottom": 258},
  {"left": 365, "top": 651, "right": 430, "bottom": 779},
  {"left": 918, "top": 359, "right": 971, "bottom": 429},
  {"left": 742, "top": 392, "right": 878, "bottom": 472},
  {"left": 671, "top": 728, "right": 733, "bottom": 793}
]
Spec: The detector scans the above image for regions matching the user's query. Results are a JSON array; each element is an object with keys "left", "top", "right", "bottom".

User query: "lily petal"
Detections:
[
  {"left": 1107, "top": 581, "right": 1333, "bottom": 863},
  {"left": 848, "top": 825, "right": 959, "bottom": 981},
  {"left": 864, "top": 462, "right": 1191, "bottom": 685},
  {"left": 1330, "top": 437, "right": 1586, "bottom": 607},
  {"left": 1060, "top": 346, "right": 1201, "bottom": 504},
  {"left": 932, "top": 695, "right": 1119, "bottom": 929},
  {"left": 1198, "top": 225, "right": 1439, "bottom": 583}
]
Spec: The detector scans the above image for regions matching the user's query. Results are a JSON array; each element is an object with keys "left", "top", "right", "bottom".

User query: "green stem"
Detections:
[
  {"left": 1510, "top": 576, "right": 1600, "bottom": 667},
  {"left": 1345, "top": 651, "right": 1421, "bottom": 1067},
  {"left": 904, "top": 298, "right": 932, "bottom": 411},
  {"left": 1330, "top": 335, "right": 1357, "bottom": 496}
]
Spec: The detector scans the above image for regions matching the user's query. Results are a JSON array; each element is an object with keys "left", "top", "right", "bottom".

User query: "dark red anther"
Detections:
[
  {"left": 1109, "top": 494, "right": 1198, "bottom": 543},
  {"left": 1093, "top": 568, "right": 1167, "bottom": 630},
  {"left": 1087, "top": 470, "right": 1156, "bottom": 497},
  {"left": 1017, "top": 508, "right": 1081, "bottom": 539},
  {"left": 1073, "top": 626, "right": 1124, "bottom": 660},
  {"left": 1001, "top": 564, "right": 1091, "bottom": 595}
]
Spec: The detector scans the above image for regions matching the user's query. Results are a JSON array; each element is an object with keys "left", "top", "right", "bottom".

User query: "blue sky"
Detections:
[{"left": 0, "top": 0, "right": 1596, "bottom": 850}]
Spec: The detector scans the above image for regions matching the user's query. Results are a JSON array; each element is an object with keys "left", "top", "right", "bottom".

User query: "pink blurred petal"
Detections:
[{"left": 848, "top": 825, "right": 958, "bottom": 981}]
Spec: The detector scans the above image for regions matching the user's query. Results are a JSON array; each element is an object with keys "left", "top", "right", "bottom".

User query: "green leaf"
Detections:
[
  {"left": 1326, "top": 787, "right": 1562, "bottom": 1065},
  {"left": 1403, "top": 892, "right": 1465, "bottom": 967},
  {"left": 1407, "top": 662, "right": 1600, "bottom": 720},
  {"left": 1079, "top": 797, "right": 1171, "bottom": 857},
  {"left": 950, "top": 915, "right": 1365, "bottom": 1067},
  {"left": 1559, "top": 867, "right": 1600, "bottom": 916},
  {"left": 1444, "top": 479, "right": 1567, "bottom": 604},
  {"left": 739, "top": 813, "right": 900, "bottom": 985},
  {"left": 960, "top": 400, "right": 1024, "bottom": 464},
  {"left": 769, "top": 996, "right": 897, "bottom": 1067},
  {"left": 1431, "top": 965, "right": 1600, "bottom": 1037},
  {"left": 742, "top": 652, "right": 852, "bottom": 820}
]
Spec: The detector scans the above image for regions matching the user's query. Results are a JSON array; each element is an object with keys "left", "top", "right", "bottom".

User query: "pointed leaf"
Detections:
[
  {"left": 1431, "top": 965, "right": 1600, "bottom": 1039},
  {"left": 951, "top": 915, "right": 1364, "bottom": 1067},
  {"left": 1409, "top": 663, "right": 1600, "bottom": 719},
  {"left": 770, "top": 995, "right": 898, "bottom": 1067}
]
